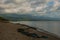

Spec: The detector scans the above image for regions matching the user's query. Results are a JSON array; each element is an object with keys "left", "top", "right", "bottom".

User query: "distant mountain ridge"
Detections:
[{"left": 0, "top": 13, "right": 60, "bottom": 21}]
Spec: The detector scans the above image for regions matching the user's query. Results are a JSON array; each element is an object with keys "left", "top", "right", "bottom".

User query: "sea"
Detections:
[{"left": 11, "top": 21, "right": 60, "bottom": 36}]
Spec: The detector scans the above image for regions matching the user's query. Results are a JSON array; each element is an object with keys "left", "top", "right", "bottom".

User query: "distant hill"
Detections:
[{"left": 0, "top": 13, "right": 60, "bottom": 21}]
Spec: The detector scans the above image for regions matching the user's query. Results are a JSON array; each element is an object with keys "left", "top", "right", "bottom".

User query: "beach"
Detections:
[
  {"left": 11, "top": 21, "right": 60, "bottom": 36},
  {"left": 0, "top": 21, "right": 60, "bottom": 40}
]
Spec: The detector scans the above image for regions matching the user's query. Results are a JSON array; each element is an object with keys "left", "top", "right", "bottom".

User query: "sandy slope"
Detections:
[{"left": 0, "top": 22, "right": 60, "bottom": 40}]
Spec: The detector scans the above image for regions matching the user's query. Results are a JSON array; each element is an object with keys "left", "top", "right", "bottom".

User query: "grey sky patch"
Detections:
[
  {"left": 4, "top": 0, "right": 13, "bottom": 4},
  {"left": 56, "top": 7, "right": 60, "bottom": 10}
]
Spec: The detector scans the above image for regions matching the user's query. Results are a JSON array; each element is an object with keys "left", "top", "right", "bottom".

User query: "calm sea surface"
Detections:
[{"left": 11, "top": 21, "right": 60, "bottom": 36}]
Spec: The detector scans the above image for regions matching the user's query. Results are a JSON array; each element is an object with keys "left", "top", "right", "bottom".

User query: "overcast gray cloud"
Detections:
[
  {"left": 0, "top": 0, "right": 47, "bottom": 13},
  {"left": 0, "top": 0, "right": 60, "bottom": 17}
]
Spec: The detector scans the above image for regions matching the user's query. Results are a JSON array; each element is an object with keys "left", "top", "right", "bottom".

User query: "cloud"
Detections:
[
  {"left": 0, "top": 0, "right": 32, "bottom": 13},
  {"left": 0, "top": 0, "right": 60, "bottom": 17},
  {"left": 14, "top": 0, "right": 27, "bottom": 3},
  {"left": 0, "top": 0, "right": 47, "bottom": 13}
]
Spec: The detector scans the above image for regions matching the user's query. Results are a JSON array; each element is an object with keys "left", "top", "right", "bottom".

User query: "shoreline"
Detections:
[{"left": 0, "top": 21, "right": 60, "bottom": 40}]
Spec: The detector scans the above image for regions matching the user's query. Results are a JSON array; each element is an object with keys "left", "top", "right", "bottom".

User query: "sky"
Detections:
[{"left": 0, "top": 0, "right": 60, "bottom": 18}]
